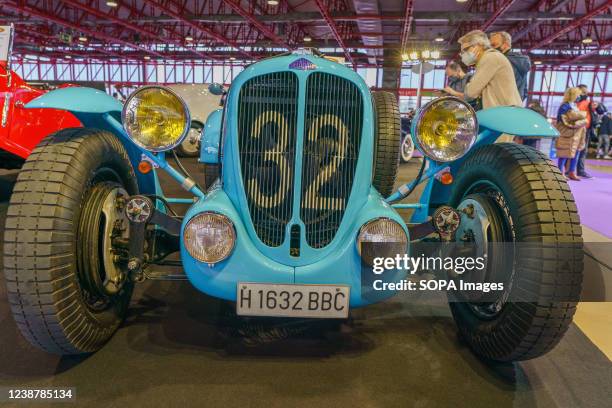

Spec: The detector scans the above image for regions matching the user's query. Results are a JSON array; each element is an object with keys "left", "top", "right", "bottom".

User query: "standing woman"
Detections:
[{"left": 555, "top": 87, "right": 588, "bottom": 181}]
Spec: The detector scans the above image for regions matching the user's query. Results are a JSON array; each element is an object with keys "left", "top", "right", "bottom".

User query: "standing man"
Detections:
[
  {"left": 489, "top": 31, "right": 531, "bottom": 102},
  {"left": 575, "top": 84, "right": 608, "bottom": 177},
  {"left": 457, "top": 30, "right": 522, "bottom": 109}
]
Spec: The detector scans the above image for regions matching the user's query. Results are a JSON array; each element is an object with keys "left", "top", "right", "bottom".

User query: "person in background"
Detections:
[
  {"left": 458, "top": 30, "right": 522, "bottom": 109},
  {"left": 555, "top": 87, "right": 588, "bottom": 181},
  {"left": 575, "top": 84, "right": 607, "bottom": 177},
  {"left": 444, "top": 61, "right": 470, "bottom": 97},
  {"left": 489, "top": 31, "right": 531, "bottom": 102},
  {"left": 518, "top": 100, "right": 548, "bottom": 148},
  {"left": 596, "top": 111, "right": 612, "bottom": 159},
  {"left": 442, "top": 61, "right": 481, "bottom": 110}
]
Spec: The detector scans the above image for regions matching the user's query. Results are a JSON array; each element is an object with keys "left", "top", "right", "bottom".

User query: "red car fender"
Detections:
[{"left": 0, "top": 65, "right": 82, "bottom": 160}]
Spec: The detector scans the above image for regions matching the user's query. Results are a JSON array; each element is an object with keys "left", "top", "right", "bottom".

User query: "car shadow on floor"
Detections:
[{"left": 120, "top": 280, "right": 528, "bottom": 388}]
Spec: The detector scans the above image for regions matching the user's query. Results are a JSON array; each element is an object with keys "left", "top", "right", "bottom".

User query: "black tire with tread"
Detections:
[
  {"left": 372, "top": 91, "right": 401, "bottom": 198},
  {"left": 448, "top": 143, "right": 583, "bottom": 362},
  {"left": 2, "top": 128, "right": 138, "bottom": 355}
]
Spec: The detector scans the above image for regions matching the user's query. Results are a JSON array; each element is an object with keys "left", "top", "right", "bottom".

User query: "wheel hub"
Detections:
[
  {"left": 77, "top": 183, "right": 131, "bottom": 309},
  {"left": 455, "top": 192, "right": 514, "bottom": 318},
  {"left": 101, "top": 187, "right": 130, "bottom": 295}
]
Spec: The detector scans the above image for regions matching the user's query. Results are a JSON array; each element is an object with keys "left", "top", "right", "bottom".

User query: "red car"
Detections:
[{"left": 0, "top": 62, "right": 81, "bottom": 169}]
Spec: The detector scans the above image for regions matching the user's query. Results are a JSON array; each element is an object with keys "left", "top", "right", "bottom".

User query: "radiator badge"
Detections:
[{"left": 289, "top": 58, "right": 317, "bottom": 71}]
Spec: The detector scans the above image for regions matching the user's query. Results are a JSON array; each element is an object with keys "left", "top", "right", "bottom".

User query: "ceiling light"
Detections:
[
  {"left": 185, "top": 36, "right": 193, "bottom": 42},
  {"left": 456, "top": 0, "right": 468, "bottom": 3},
  {"left": 534, "top": 60, "right": 542, "bottom": 65},
  {"left": 421, "top": 49, "right": 431, "bottom": 59},
  {"left": 267, "top": 0, "right": 279, "bottom": 5},
  {"left": 65, "top": 55, "right": 72, "bottom": 59},
  {"left": 401, "top": 53, "right": 409, "bottom": 61},
  {"left": 409, "top": 51, "right": 419, "bottom": 60},
  {"left": 582, "top": 35, "right": 593, "bottom": 44},
  {"left": 230, "top": 56, "right": 236, "bottom": 61},
  {"left": 431, "top": 50, "right": 440, "bottom": 59},
  {"left": 435, "top": 34, "right": 444, "bottom": 42},
  {"left": 78, "top": 36, "right": 88, "bottom": 42},
  {"left": 106, "top": 1, "right": 118, "bottom": 7},
  {"left": 144, "top": 55, "right": 151, "bottom": 60},
  {"left": 303, "top": 36, "right": 312, "bottom": 42}
]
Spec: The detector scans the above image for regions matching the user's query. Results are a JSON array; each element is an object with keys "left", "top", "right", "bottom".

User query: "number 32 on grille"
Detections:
[{"left": 246, "top": 110, "right": 348, "bottom": 210}]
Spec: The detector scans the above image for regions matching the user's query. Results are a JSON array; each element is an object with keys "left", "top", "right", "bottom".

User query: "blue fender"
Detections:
[
  {"left": 475, "top": 106, "right": 558, "bottom": 144},
  {"left": 25, "top": 87, "right": 159, "bottom": 195},
  {"left": 200, "top": 108, "right": 222, "bottom": 164}
]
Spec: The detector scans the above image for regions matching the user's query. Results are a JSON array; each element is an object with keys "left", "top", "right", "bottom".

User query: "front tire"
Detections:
[
  {"left": 448, "top": 143, "right": 583, "bottom": 362},
  {"left": 3, "top": 128, "right": 137, "bottom": 355}
]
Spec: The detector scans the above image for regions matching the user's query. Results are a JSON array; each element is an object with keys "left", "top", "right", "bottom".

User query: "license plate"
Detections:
[{"left": 236, "top": 283, "right": 350, "bottom": 319}]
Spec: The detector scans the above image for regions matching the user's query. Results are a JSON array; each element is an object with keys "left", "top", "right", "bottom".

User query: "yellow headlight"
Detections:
[
  {"left": 122, "top": 86, "right": 190, "bottom": 152},
  {"left": 414, "top": 97, "right": 478, "bottom": 162}
]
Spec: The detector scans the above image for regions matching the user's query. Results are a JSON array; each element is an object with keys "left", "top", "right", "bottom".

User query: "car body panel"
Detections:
[
  {"left": 181, "top": 185, "right": 406, "bottom": 307},
  {"left": 200, "top": 108, "right": 222, "bottom": 164},
  {"left": 0, "top": 65, "right": 81, "bottom": 161},
  {"left": 476, "top": 106, "right": 558, "bottom": 138},
  {"left": 166, "top": 84, "right": 222, "bottom": 126}
]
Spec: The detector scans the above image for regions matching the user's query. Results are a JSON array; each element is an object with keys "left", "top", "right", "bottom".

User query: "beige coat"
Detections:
[
  {"left": 555, "top": 108, "right": 587, "bottom": 159},
  {"left": 464, "top": 49, "right": 523, "bottom": 109}
]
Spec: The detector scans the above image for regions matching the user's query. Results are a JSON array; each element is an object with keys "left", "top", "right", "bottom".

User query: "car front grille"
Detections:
[
  {"left": 300, "top": 73, "right": 363, "bottom": 248},
  {"left": 238, "top": 72, "right": 298, "bottom": 247},
  {"left": 237, "top": 71, "right": 362, "bottom": 250}
]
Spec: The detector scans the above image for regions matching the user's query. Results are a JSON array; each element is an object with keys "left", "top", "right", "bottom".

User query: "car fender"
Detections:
[
  {"left": 24, "top": 86, "right": 159, "bottom": 195},
  {"left": 475, "top": 106, "right": 558, "bottom": 145},
  {"left": 200, "top": 108, "right": 222, "bottom": 164}
]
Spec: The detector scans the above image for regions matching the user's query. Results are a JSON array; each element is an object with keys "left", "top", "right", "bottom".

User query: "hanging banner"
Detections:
[{"left": 0, "top": 25, "right": 14, "bottom": 63}]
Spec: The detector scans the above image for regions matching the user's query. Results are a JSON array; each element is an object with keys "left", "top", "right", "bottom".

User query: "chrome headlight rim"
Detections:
[
  {"left": 356, "top": 217, "right": 408, "bottom": 257},
  {"left": 183, "top": 211, "right": 236, "bottom": 265},
  {"left": 412, "top": 96, "right": 478, "bottom": 163},
  {"left": 121, "top": 85, "right": 191, "bottom": 153}
]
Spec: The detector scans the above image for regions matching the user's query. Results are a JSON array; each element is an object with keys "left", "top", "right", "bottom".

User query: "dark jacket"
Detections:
[
  {"left": 448, "top": 73, "right": 471, "bottom": 94},
  {"left": 504, "top": 50, "right": 531, "bottom": 101},
  {"left": 600, "top": 114, "right": 612, "bottom": 136}
]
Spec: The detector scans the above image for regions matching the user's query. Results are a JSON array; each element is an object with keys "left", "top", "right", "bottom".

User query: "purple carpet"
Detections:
[{"left": 567, "top": 164, "right": 612, "bottom": 238}]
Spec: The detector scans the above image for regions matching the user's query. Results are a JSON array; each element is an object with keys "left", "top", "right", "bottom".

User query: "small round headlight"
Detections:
[
  {"left": 122, "top": 86, "right": 190, "bottom": 152},
  {"left": 184, "top": 212, "right": 236, "bottom": 264},
  {"left": 357, "top": 218, "right": 408, "bottom": 265},
  {"left": 413, "top": 96, "right": 478, "bottom": 162}
]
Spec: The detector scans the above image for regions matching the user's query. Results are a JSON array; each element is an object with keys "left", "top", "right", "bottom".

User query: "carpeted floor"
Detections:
[{"left": 568, "top": 160, "right": 612, "bottom": 238}]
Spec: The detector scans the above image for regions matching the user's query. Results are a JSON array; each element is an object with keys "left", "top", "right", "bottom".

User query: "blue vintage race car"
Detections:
[{"left": 3, "top": 50, "right": 582, "bottom": 362}]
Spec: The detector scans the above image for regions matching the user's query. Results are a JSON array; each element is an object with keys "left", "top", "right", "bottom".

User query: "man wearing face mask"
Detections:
[
  {"left": 489, "top": 31, "right": 531, "bottom": 101},
  {"left": 459, "top": 30, "right": 522, "bottom": 110}
]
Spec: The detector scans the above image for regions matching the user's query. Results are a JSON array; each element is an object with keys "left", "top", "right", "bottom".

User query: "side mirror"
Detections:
[{"left": 208, "top": 83, "right": 225, "bottom": 96}]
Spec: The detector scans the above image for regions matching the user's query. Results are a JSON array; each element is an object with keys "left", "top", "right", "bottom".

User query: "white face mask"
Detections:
[{"left": 461, "top": 50, "right": 478, "bottom": 66}]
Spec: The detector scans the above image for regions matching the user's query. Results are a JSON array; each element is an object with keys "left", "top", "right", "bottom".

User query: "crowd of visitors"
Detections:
[{"left": 443, "top": 29, "right": 609, "bottom": 179}]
